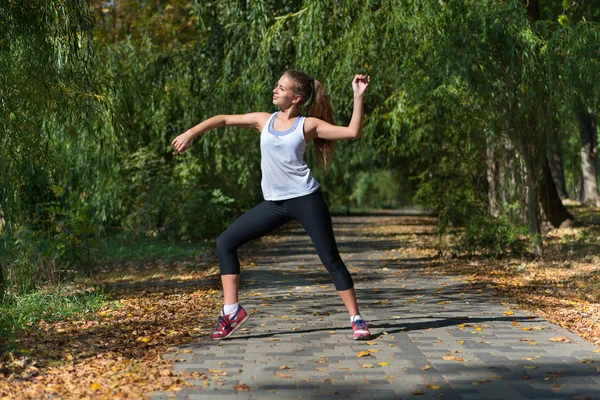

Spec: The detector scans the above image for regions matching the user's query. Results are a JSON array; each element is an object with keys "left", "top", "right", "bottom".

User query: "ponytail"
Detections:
[{"left": 284, "top": 70, "right": 336, "bottom": 172}]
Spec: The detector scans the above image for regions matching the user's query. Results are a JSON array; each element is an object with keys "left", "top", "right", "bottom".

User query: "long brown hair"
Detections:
[{"left": 284, "top": 70, "right": 336, "bottom": 172}]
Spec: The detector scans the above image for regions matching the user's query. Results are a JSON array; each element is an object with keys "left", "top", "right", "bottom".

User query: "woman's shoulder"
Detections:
[
  {"left": 303, "top": 116, "right": 325, "bottom": 130},
  {"left": 248, "top": 112, "right": 273, "bottom": 130}
]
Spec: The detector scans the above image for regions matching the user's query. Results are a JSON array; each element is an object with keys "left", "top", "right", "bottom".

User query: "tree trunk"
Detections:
[
  {"left": 579, "top": 110, "right": 600, "bottom": 206},
  {"left": 547, "top": 136, "right": 568, "bottom": 199},
  {"left": 486, "top": 139, "right": 501, "bottom": 217},
  {"left": 524, "top": 0, "right": 541, "bottom": 21},
  {"left": 526, "top": 165, "right": 543, "bottom": 256},
  {"left": 0, "top": 262, "right": 4, "bottom": 296},
  {"left": 539, "top": 159, "right": 575, "bottom": 228}
]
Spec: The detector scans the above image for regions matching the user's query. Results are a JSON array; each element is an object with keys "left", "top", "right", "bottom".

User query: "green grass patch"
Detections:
[
  {"left": 0, "top": 285, "right": 107, "bottom": 342},
  {"left": 96, "top": 236, "right": 213, "bottom": 264}
]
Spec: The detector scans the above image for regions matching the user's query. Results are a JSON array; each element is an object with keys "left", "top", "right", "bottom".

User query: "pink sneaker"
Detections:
[
  {"left": 352, "top": 319, "right": 371, "bottom": 340},
  {"left": 210, "top": 305, "right": 249, "bottom": 340}
]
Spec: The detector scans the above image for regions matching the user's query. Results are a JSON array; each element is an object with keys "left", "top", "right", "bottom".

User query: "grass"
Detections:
[
  {"left": 1, "top": 236, "right": 214, "bottom": 350},
  {"left": 0, "top": 285, "right": 107, "bottom": 345},
  {"left": 96, "top": 236, "right": 214, "bottom": 264}
]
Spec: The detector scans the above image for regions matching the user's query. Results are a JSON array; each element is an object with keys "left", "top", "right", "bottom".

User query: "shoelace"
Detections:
[
  {"left": 354, "top": 320, "right": 368, "bottom": 329},
  {"left": 215, "top": 315, "right": 226, "bottom": 330}
]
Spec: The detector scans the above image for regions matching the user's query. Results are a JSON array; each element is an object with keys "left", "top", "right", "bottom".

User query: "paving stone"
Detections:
[{"left": 154, "top": 214, "right": 600, "bottom": 400}]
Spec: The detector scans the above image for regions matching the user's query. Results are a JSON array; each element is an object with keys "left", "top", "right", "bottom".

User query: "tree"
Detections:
[{"left": 0, "top": 0, "right": 101, "bottom": 293}]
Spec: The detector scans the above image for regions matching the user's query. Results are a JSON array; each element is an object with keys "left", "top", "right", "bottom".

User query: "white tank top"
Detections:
[{"left": 260, "top": 112, "right": 320, "bottom": 201}]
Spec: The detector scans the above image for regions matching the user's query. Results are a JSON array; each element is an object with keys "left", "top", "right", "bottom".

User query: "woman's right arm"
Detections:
[{"left": 171, "top": 112, "right": 270, "bottom": 154}]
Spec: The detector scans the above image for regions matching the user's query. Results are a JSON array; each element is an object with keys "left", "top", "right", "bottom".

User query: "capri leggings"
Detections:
[{"left": 216, "top": 189, "right": 354, "bottom": 291}]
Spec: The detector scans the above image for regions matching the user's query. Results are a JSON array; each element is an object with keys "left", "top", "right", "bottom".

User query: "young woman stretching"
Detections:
[{"left": 171, "top": 70, "right": 371, "bottom": 340}]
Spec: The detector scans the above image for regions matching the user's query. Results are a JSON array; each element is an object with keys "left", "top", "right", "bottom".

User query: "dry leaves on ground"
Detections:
[{"left": 0, "top": 257, "right": 235, "bottom": 399}]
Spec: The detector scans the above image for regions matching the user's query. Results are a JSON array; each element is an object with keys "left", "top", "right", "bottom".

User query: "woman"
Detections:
[{"left": 171, "top": 70, "right": 371, "bottom": 340}]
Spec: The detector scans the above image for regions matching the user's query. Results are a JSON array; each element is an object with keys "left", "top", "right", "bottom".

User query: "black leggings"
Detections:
[{"left": 216, "top": 189, "right": 354, "bottom": 291}]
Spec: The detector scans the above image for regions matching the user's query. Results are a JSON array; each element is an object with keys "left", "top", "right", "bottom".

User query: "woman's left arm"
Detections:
[{"left": 305, "top": 74, "right": 370, "bottom": 141}]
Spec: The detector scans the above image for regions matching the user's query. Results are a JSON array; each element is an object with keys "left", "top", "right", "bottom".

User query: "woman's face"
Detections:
[{"left": 272, "top": 74, "right": 300, "bottom": 108}]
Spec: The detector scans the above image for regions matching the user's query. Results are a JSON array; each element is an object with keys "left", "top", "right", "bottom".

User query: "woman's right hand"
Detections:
[{"left": 171, "top": 131, "right": 194, "bottom": 154}]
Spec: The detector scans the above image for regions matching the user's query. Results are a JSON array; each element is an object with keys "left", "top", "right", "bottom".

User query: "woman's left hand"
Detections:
[{"left": 352, "top": 74, "right": 370, "bottom": 97}]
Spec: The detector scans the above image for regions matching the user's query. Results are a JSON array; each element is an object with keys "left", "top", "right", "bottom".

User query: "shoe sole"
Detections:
[
  {"left": 211, "top": 313, "right": 250, "bottom": 340},
  {"left": 354, "top": 333, "right": 371, "bottom": 340}
]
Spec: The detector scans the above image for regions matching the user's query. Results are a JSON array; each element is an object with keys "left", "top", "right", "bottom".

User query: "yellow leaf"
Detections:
[
  {"left": 550, "top": 337, "right": 571, "bottom": 343},
  {"left": 208, "top": 369, "right": 225, "bottom": 374},
  {"left": 328, "top": 331, "right": 336, "bottom": 334},
  {"left": 503, "top": 310, "right": 514, "bottom": 316},
  {"left": 529, "top": 341, "right": 537, "bottom": 346},
  {"left": 280, "top": 365, "right": 289, "bottom": 369},
  {"left": 357, "top": 351, "right": 371, "bottom": 357},
  {"left": 368, "top": 349, "right": 380, "bottom": 353},
  {"left": 421, "top": 365, "right": 431, "bottom": 371},
  {"left": 521, "top": 327, "right": 532, "bottom": 331},
  {"left": 269, "top": 338, "right": 280, "bottom": 341},
  {"left": 91, "top": 383, "right": 101, "bottom": 391},
  {"left": 378, "top": 362, "right": 391, "bottom": 367},
  {"left": 362, "top": 363, "right": 374, "bottom": 368},
  {"left": 366, "top": 341, "right": 377, "bottom": 345},
  {"left": 580, "top": 359, "right": 593, "bottom": 364},
  {"left": 429, "top": 385, "right": 441, "bottom": 390},
  {"left": 139, "top": 336, "right": 150, "bottom": 343},
  {"left": 458, "top": 340, "right": 464, "bottom": 345}
]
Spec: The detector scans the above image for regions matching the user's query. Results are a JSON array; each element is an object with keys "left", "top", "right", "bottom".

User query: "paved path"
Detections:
[{"left": 153, "top": 213, "right": 600, "bottom": 400}]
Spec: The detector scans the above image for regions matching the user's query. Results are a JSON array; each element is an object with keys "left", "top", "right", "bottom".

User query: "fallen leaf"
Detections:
[
  {"left": 357, "top": 351, "right": 371, "bottom": 357},
  {"left": 232, "top": 384, "right": 250, "bottom": 391},
  {"left": 378, "top": 362, "right": 391, "bottom": 367},
  {"left": 362, "top": 363, "right": 374, "bottom": 368},
  {"left": 550, "top": 337, "right": 571, "bottom": 343}
]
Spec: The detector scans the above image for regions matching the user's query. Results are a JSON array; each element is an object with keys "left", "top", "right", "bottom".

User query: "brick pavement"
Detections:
[{"left": 152, "top": 213, "right": 600, "bottom": 400}]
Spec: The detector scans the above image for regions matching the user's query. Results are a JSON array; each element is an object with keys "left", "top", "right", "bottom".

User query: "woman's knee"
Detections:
[{"left": 216, "top": 231, "right": 235, "bottom": 254}]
